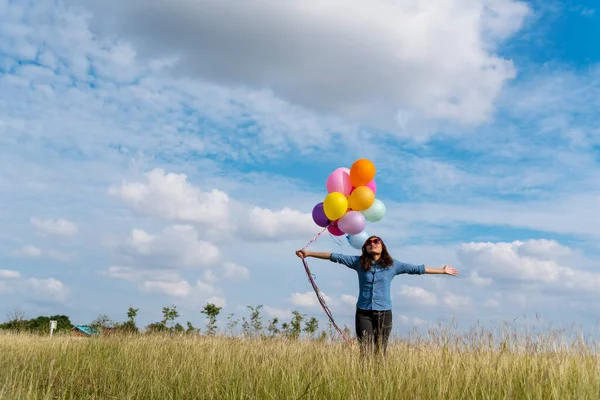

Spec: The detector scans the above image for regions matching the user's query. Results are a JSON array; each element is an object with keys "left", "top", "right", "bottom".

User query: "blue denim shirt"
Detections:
[{"left": 330, "top": 253, "right": 426, "bottom": 311}]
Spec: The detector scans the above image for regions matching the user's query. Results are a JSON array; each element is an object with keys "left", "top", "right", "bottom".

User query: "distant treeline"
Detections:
[{"left": 0, "top": 304, "right": 350, "bottom": 340}]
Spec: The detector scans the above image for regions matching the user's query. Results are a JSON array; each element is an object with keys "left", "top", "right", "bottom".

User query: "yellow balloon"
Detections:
[
  {"left": 348, "top": 186, "right": 374, "bottom": 211},
  {"left": 323, "top": 192, "right": 348, "bottom": 221}
]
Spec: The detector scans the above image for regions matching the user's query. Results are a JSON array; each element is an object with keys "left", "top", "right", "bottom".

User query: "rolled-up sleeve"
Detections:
[
  {"left": 395, "top": 261, "right": 426, "bottom": 275},
  {"left": 330, "top": 253, "right": 359, "bottom": 270}
]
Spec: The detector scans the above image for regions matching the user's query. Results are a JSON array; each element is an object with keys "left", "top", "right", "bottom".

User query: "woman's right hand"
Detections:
[{"left": 296, "top": 249, "right": 309, "bottom": 258}]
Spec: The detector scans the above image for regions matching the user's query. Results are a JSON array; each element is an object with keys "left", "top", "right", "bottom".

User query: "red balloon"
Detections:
[{"left": 328, "top": 221, "right": 345, "bottom": 236}]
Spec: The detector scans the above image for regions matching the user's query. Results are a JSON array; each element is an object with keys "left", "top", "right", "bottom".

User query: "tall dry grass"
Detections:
[{"left": 1, "top": 325, "right": 600, "bottom": 399}]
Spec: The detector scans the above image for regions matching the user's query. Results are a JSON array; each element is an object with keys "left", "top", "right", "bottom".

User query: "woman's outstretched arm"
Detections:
[
  {"left": 295, "top": 250, "right": 358, "bottom": 270},
  {"left": 425, "top": 264, "right": 459, "bottom": 276},
  {"left": 295, "top": 249, "right": 332, "bottom": 259}
]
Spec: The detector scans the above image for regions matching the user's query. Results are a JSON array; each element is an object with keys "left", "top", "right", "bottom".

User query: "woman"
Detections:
[{"left": 296, "top": 235, "right": 458, "bottom": 356}]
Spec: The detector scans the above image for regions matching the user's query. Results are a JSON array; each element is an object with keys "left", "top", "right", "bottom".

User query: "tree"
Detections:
[
  {"left": 186, "top": 321, "right": 199, "bottom": 334},
  {"left": 145, "top": 305, "right": 179, "bottom": 334},
  {"left": 90, "top": 314, "right": 116, "bottom": 329},
  {"left": 267, "top": 318, "right": 280, "bottom": 337},
  {"left": 226, "top": 313, "right": 239, "bottom": 335},
  {"left": 281, "top": 322, "right": 290, "bottom": 337},
  {"left": 6, "top": 307, "right": 25, "bottom": 323},
  {"left": 279, "top": 311, "right": 305, "bottom": 339},
  {"left": 304, "top": 317, "right": 319, "bottom": 338},
  {"left": 201, "top": 303, "right": 222, "bottom": 336},
  {"left": 1, "top": 308, "right": 26, "bottom": 332},
  {"left": 145, "top": 322, "right": 168, "bottom": 333},
  {"left": 243, "top": 305, "right": 263, "bottom": 337},
  {"left": 290, "top": 311, "right": 306, "bottom": 339},
  {"left": 161, "top": 305, "right": 179, "bottom": 330},
  {"left": 119, "top": 306, "right": 139, "bottom": 333},
  {"left": 127, "top": 306, "right": 138, "bottom": 323},
  {"left": 0, "top": 314, "right": 73, "bottom": 334}
]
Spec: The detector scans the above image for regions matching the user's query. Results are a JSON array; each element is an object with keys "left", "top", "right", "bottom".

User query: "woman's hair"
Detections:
[{"left": 359, "top": 236, "right": 394, "bottom": 271}]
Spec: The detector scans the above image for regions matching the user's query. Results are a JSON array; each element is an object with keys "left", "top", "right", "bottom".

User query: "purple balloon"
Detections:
[
  {"left": 312, "top": 202, "right": 330, "bottom": 227},
  {"left": 338, "top": 211, "right": 366, "bottom": 235}
]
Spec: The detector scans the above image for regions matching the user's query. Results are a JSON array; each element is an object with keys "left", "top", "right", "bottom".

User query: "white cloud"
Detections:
[
  {"left": 242, "top": 206, "right": 318, "bottom": 241},
  {"left": 290, "top": 291, "right": 333, "bottom": 308},
  {"left": 195, "top": 279, "right": 222, "bottom": 298},
  {"left": 83, "top": 0, "right": 530, "bottom": 130},
  {"left": 398, "top": 285, "right": 438, "bottom": 307},
  {"left": 0, "top": 269, "right": 20, "bottom": 279},
  {"left": 26, "top": 277, "right": 68, "bottom": 301},
  {"left": 468, "top": 271, "right": 492, "bottom": 286},
  {"left": 110, "top": 168, "right": 322, "bottom": 242},
  {"left": 458, "top": 239, "right": 600, "bottom": 294},
  {"left": 109, "top": 169, "right": 230, "bottom": 227},
  {"left": 141, "top": 280, "right": 192, "bottom": 297},
  {"left": 517, "top": 239, "right": 573, "bottom": 261},
  {"left": 397, "top": 315, "right": 428, "bottom": 326},
  {"left": 484, "top": 299, "right": 500, "bottom": 308},
  {"left": 0, "top": 281, "right": 11, "bottom": 294},
  {"left": 115, "top": 225, "right": 220, "bottom": 269},
  {"left": 15, "top": 245, "right": 42, "bottom": 258},
  {"left": 204, "top": 296, "right": 226, "bottom": 308},
  {"left": 100, "top": 266, "right": 140, "bottom": 281},
  {"left": 101, "top": 223, "right": 247, "bottom": 304},
  {"left": 222, "top": 262, "right": 250, "bottom": 281},
  {"left": 0, "top": 276, "right": 69, "bottom": 300},
  {"left": 100, "top": 266, "right": 182, "bottom": 282},
  {"left": 443, "top": 292, "right": 473, "bottom": 309},
  {"left": 12, "top": 245, "right": 74, "bottom": 262},
  {"left": 101, "top": 264, "right": 224, "bottom": 304},
  {"left": 340, "top": 294, "right": 357, "bottom": 307},
  {"left": 30, "top": 217, "right": 78, "bottom": 237},
  {"left": 264, "top": 306, "right": 292, "bottom": 319},
  {"left": 203, "top": 270, "right": 218, "bottom": 284}
]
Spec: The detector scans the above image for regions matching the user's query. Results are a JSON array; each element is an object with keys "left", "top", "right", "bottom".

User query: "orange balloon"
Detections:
[
  {"left": 348, "top": 186, "right": 375, "bottom": 211},
  {"left": 350, "top": 158, "right": 376, "bottom": 187}
]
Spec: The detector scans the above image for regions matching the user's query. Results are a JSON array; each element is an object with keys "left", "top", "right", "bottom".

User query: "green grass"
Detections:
[{"left": 1, "top": 327, "right": 600, "bottom": 399}]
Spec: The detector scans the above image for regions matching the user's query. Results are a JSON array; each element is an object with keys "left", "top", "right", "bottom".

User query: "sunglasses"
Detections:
[{"left": 366, "top": 238, "right": 381, "bottom": 245}]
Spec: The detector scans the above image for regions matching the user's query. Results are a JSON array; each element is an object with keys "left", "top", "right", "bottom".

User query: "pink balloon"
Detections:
[
  {"left": 338, "top": 211, "right": 366, "bottom": 235},
  {"left": 328, "top": 221, "right": 345, "bottom": 236},
  {"left": 326, "top": 167, "right": 352, "bottom": 196},
  {"left": 349, "top": 180, "right": 377, "bottom": 196},
  {"left": 366, "top": 180, "right": 377, "bottom": 194}
]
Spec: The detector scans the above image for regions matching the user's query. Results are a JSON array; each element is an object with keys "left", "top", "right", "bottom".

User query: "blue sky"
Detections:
[{"left": 2, "top": 0, "right": 600, "bottom": 337}]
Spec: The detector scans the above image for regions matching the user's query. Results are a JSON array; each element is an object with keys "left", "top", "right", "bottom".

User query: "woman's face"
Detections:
[{"left": 365, "top": 237, "right": 383, "bottom": 255}]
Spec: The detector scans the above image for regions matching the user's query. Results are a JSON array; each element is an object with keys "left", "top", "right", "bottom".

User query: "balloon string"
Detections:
[
  {"left": 329, "top": 233, "right": 346, "bottom": 247},
  {"left": 300, "top": 225, "right": 349, "bottom": 342},
  {"left": 301, "top": 226, "right": 329, "bottom": 251}
]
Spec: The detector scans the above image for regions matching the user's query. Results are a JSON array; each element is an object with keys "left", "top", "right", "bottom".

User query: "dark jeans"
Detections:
[{"left": 355, "top": 307, "right": 393, "bottom": 356}]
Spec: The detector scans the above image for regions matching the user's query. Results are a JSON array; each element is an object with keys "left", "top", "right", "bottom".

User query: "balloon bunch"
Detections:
[{"left": 312, "top": 158, "right": 386, "bottom": 249}]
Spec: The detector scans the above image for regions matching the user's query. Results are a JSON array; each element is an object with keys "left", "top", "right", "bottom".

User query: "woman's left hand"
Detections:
[{"left": 442, "top": 264, "right": 459, "bottom": 276}]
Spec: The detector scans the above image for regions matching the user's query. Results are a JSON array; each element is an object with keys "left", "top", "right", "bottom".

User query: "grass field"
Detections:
[{"left": 2, "top": 326, "right": 600, "bottom": 399}]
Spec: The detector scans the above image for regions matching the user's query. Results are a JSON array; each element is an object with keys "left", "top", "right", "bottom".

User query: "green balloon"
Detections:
[{"left": 361, "top": 199, "right": 386, "bottom": 222}]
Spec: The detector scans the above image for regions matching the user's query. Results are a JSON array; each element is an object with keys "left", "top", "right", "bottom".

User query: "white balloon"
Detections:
[{"left": 361, "top": 199, "right": 386, "bottom": 222}]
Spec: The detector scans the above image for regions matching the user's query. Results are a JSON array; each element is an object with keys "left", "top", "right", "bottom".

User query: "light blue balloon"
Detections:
[
  {"left": 361, "top": 199, "right": 386, "bottom": 222},
  {"left": 347, "top": 230, "right": 371, "bottom": 250}
]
